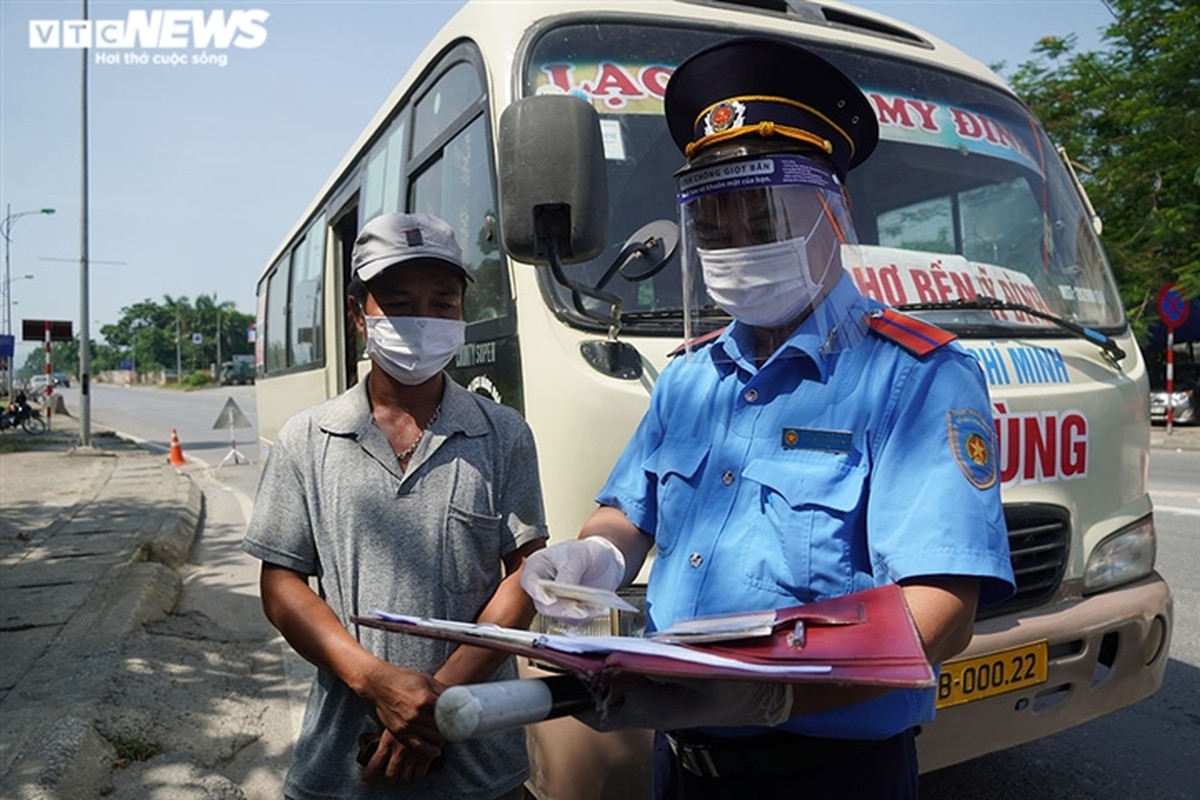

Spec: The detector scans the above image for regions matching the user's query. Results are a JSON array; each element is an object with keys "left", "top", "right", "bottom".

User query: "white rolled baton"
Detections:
[{"left": 436, "top": 675, "right": 593, "bottom": 741}]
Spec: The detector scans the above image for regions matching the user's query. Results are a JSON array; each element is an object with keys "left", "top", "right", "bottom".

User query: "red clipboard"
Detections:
[{"left": 352, "top": 583, "right": 933, "bottom": 689}]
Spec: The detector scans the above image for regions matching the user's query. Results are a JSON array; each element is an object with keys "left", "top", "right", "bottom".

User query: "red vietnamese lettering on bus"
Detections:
[
  {"left": 996, "top": 280, "right": 1034, "bottom": 323},
  {"left": 851, "top": 267, "right": 881, "bottom": 301},
  {"left": 1061, "top": 412, "right": 1088, "bottom": 477},
  {"left": 928, "top": 260, "right": 958, "bottom": 302},
  {"left": 583, "top": 63, "right": 642, "bottom": 108},
  {"left": 906, "top": 100, "right": 940, "bottom": 132},
  {"left": 949, "top": 269, "right": 976, "bottom": 300},
  {"left": 850, "top": 265, "right": 909, "bottom": 306},
  {"left": 973, "top": 269, "right": 1008, "bottom": 321},
  {"left": 869, "top": 94, "right": 941, "bottom": 132},
  {"left": 872, "top": 94, "right": 916, "bottom": 129},
  {"left": 950, "top": 108, "right": 984, "bottom": 140},
  {"left": 992, "top": 402, "right": 1089, "bottom": 486},
  {"left": 1015, "top": 281, "right": 1055, "bottom": 315},
  {"left": 949, "top": 108, "right": 1034, "bottom": 161},
  {"left": 541, "top": 63, "right": 575, "bottom": 94},
  {"left": 1024, "top": 412, "right": 1057, "bottom": 482},
  {"left": 878, "top": 265, "right": 906, "bottom": 305},
  {"left": 910, "top": 267, "right": 939, "bottom": 303},
  {"left": 639, "top": 65, "right": 672, "bottom": 98},
  {"left": 978, "top": 114, "right": 1004, "bottom": 146}
]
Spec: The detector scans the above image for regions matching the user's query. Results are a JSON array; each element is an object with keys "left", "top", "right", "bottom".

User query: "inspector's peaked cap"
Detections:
[
  {"left": 351, "top": 212, "right": 472, "bottom": 283},
  {"left": 664, "top": 37, "right": 879, "bottom": 178}
]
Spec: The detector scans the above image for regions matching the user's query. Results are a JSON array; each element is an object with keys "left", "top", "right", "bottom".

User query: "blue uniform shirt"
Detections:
[{"left": 597, "top": 275, "right": 1015, "bottom": 740}]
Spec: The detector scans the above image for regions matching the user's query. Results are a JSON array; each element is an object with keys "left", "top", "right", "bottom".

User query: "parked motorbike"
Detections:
[{"left": 1, "top": 395, "right": 47, "bottom": 435}]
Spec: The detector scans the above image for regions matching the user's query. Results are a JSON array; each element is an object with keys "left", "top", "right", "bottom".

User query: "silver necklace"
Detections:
[{"left": 396, "top": 402, "right": 441, "bottom": 462}]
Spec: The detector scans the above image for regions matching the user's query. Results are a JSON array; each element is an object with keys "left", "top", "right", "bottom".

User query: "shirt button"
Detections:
[
  {"left": 722, "top": 470, "right": 735, "bottom": 485},
  {"left": 745, "top": 389, "right": 758, "bottom": 403},
  {"left": 689, "top": 552, "right": 703, "bottom": 568}
]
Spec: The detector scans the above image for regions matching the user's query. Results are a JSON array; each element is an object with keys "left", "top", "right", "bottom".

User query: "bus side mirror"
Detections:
[{"left": 498, "top": 95, "right": 608, "bottom": 265}]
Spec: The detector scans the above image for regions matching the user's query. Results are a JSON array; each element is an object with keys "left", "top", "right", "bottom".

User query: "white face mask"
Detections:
[
  {"left": 364, "top": 315, "right": 465, "bottom": 385},
  {"left": 699, "top": 232, "right": 835, "bottom": 328}
]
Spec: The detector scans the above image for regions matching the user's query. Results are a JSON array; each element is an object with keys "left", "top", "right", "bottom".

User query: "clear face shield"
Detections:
[{"left": 679, "top": 153, "right": 867, "bottom": 361}]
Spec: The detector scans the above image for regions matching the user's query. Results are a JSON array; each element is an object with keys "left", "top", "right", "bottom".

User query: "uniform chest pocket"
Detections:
[
  {"left": 643, "top": 439, "right": 710, "bottom": 556},
  {"left": 740, "top": 456, "right": 867, "bottom": 599},
  {"left": 443, "top": 504, "right": 503, "bottom": 594}
]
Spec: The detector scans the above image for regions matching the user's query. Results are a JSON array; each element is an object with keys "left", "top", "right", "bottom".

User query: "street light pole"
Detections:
[
  {"left": 79, "top": 0, "right": 93, "bottom": 447},
  {"left": 215, "top": 292, "right": 222, "bottom": 378},
  {"left": 1, "top": 203, "right": 56, "bottom": 397}
]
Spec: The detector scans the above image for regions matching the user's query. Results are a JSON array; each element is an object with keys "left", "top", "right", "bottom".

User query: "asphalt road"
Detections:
[
  {"left": 51, "top": 382, "right": 262, "bottom": 503},
  {"left": 47, "top": 384, "right": 1200, "bottom": 797}
]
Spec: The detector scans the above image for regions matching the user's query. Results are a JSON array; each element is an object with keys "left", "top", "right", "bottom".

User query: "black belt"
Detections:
[{"left": 666, "top": 730, "right": 874, "bottom": 779}]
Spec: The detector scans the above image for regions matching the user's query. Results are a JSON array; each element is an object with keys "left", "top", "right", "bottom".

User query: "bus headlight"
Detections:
[{"left": 1083, "top": 516, "right": 1156, "bottom": 594}]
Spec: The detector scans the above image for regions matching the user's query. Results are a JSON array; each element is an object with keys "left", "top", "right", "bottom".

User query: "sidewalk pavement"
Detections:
[
  {"left": 1150, "top": 422, "right": 1200, "bottom": 452},
  {"left": 0, "top": 409, "right": 204, "bottom": 799}
]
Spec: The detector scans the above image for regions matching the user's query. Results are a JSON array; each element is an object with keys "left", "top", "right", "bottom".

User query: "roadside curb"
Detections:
[
  {"left": 1150, "top": 431, "right": 1200, "bottom": 451},
  {"left": 0, "top": 440, "right": 206, "bottom": 799},
  {"left": 144, "top": 474, "right": 206, "bottom": 570}
]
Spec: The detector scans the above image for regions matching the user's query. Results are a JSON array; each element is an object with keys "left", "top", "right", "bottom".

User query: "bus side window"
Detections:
[
  {"left": 264, "top": 260, "right": 289, "bottom": 374},
  {"left": 363, "top": 124, "right": 406, "bottom": 222},
  {"left": 290, "top": 214, "right": 326, "bottom": 368},
  {"left": 411, "top": 115, "right": 505, "bottom": 326},
  {"left": 408, "top": 52, "right": 508, "bottom": 332}
]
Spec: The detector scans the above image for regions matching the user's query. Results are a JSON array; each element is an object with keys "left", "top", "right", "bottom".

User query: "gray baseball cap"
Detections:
[{"left": 351, "top": 212, "right": 472, "bottom": 283}]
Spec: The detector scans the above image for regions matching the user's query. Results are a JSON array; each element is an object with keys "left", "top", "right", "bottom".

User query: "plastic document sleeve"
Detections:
[{"left": 351, "top": 583, "right": 934, "bottom": 689}]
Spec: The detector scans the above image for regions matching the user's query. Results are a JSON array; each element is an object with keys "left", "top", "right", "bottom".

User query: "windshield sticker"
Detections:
[
  {"left": 1057, "top": 284, "right": 1106, "bottom": 304},
  {"left": 963, "top": 343, "right": 1070, "bottom": 387},
  {"left": 600, "top": 119, "right": 627, "bottom": 160},
  {"left": 866, "top": 91, "right": 1040, "bottom": 175},
  {"left": 534, "top": 61, "right": 671, "bottom": 112},
  {"left": 846, "top": 245, "right": 1056, "bottom": 326},
  {"left": 991, "top": 401, "right": 1088, "bottom": 486}
]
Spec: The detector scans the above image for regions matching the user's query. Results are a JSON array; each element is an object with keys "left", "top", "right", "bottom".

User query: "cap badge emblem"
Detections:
[
  {"left": 703, "top": 100, "right": 746, "bottom": 135},
  {"left": 404, "top": 229, "right": 424, "bottom": 247}
]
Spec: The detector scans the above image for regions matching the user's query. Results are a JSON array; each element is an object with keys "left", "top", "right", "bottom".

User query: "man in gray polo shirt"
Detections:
[{"left": 243, "top": 212, "right": 549, "bottom": 800}]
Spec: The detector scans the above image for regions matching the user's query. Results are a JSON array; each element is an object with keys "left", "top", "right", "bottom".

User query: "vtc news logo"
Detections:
[{"left": 29, "top": 9, "right": 269, "bottom": 50}]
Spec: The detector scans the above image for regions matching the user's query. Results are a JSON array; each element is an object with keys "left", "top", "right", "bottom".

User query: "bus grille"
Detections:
[{"left": 978, "top": 504, "right": 1070, "bottom": 620}]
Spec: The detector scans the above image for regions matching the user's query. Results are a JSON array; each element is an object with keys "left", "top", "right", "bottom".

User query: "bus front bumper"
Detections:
[{"left": 917, "top": 572, "right": 1173, "bottom": 773}]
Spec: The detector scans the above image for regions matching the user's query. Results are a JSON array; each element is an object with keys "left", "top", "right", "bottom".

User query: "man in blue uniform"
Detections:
[{"left": 521, "top": 38, "right": 1015, "bottom": 798}]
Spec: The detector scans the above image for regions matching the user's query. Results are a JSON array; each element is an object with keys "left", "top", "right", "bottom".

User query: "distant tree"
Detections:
[
  {"left": 1007, "top": 0, "right": 1199, "bottom": 332},
  {"left": 93, "top": 294, "right": 256, "bottom": 377}
]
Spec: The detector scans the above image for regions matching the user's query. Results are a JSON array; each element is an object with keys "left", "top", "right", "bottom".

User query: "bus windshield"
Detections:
[{"left": 524, "top": 22, "right": 1125, "bottom": 337}]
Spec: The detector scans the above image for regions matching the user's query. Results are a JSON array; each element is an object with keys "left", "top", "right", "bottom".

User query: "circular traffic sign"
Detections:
[{"left": 1156, "top": 282, "right": 1190, "bottom": 330}]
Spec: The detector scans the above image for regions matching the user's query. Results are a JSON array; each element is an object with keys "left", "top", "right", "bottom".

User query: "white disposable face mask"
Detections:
[
  {"left": 364, "top": 315, "right": 465, "bottom": 385},
  {"left": 699, "top": 231, "right": 833, "bottom": 328}
]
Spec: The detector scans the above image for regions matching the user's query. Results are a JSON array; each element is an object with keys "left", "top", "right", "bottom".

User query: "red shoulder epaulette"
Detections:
[
  {"left": 867, "top": 309, "right": 956, "bottom": 357},
  {"left": 667, "top": 326, "right": 727, "bottom": 358}
]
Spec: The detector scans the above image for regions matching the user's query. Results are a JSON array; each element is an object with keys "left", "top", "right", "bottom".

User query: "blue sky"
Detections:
[{"left": 0, "top": 0, "right": 1116, "bottom": 364}]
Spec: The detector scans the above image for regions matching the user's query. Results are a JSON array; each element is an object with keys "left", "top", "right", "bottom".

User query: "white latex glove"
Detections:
[
  {"left": 520, "top": 537, "right": 626, "bottom": 621},
  {"left": 576, "top": 677, "right": 794, "bottom": 732}
]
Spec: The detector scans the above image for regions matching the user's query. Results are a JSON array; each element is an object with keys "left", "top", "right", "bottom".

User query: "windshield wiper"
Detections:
[{"left": 893, "top": 295, "right": 1126, "bottom": 363}]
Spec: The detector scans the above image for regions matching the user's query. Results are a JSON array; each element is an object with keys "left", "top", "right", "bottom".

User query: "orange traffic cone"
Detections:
[{"left": 168, "top": 428, "right": 187, "bottom": 466}]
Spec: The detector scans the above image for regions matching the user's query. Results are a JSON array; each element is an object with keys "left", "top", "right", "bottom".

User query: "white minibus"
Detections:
[{"left": 254, "top": 2, "right": 1172, "bottom": 796}]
